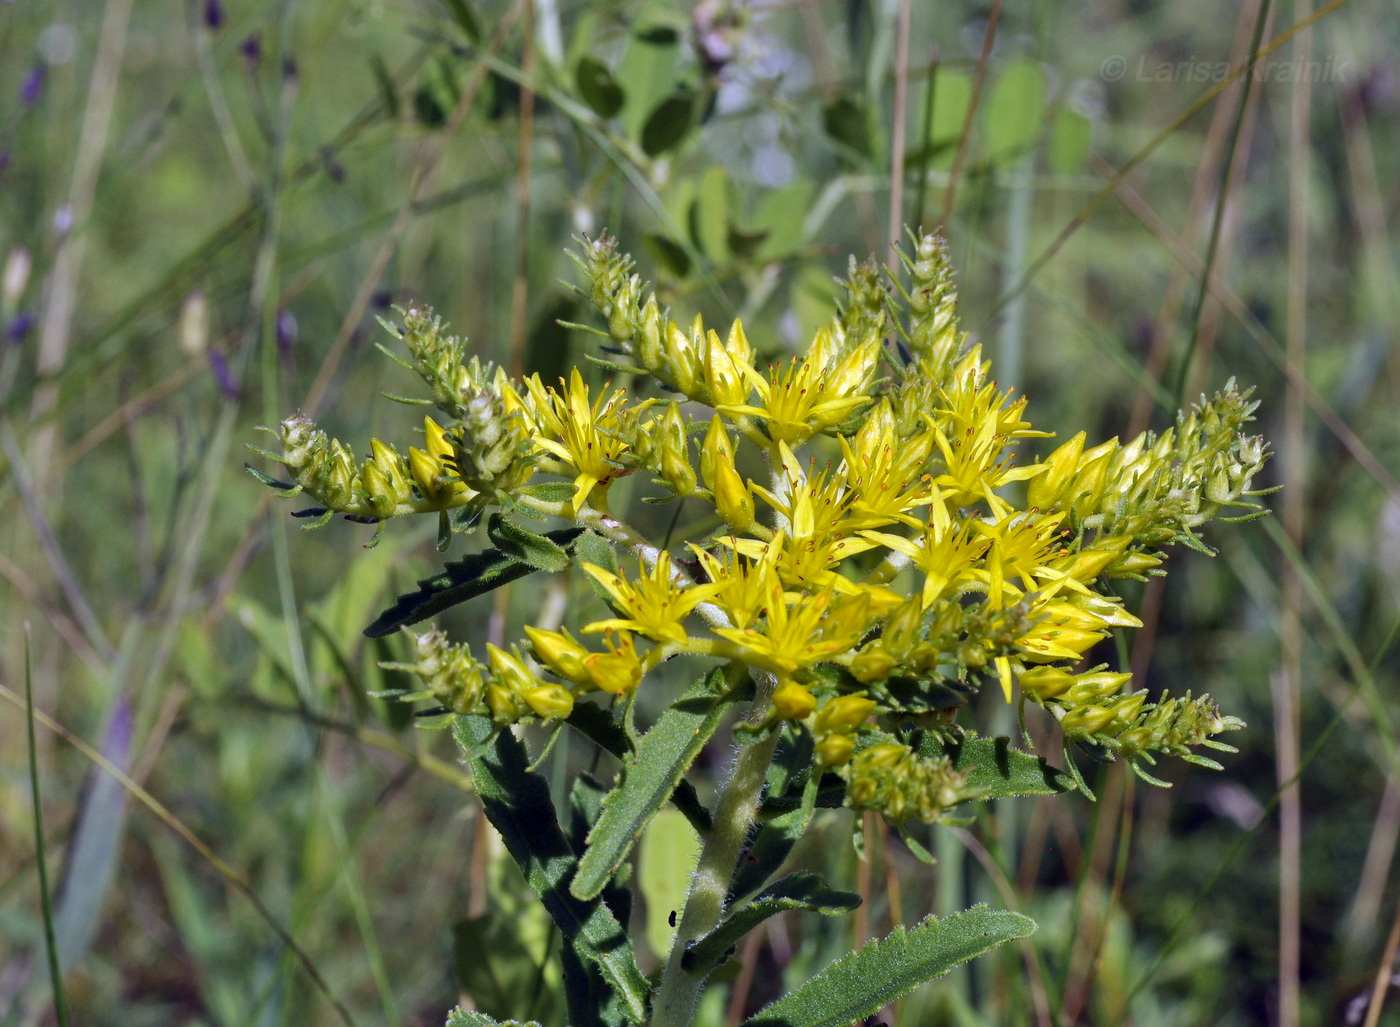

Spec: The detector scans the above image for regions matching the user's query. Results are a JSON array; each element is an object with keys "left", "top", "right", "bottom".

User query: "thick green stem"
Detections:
[{"left": 652, "top": 674, "right": 780, "bottom": 1027}]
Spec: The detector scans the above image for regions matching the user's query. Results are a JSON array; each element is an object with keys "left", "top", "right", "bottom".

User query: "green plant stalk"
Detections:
[
  {"left": 26, "top": 632, "right": 71, "bottom": 1027},
  {"left": 653, "top": 670, "right": 780, "bottom": 1027}
]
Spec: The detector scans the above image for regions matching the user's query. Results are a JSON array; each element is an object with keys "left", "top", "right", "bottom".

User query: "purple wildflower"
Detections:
[
  {"left": 8, "top": 313, "right": 36, "bottom": 343},
  {"left": 21, "top": 65, "right": 44, "bottom": 106},
  {"left": 276, "top": 309, "right": 297, "bottom": 354},
  {"left": 240, "top": 34, "right": 261, "bottom": 68},
  {"left": 209, "top": 350, "right": 239, "bottom": 399},
  {"left": 204, "top": 0, "right": 224, "bottom": 29}
]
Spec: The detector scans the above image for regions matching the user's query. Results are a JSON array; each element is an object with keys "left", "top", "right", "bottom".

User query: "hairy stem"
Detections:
[{"left": 652, "top": 670, "right": 780, "bottom": 1027}]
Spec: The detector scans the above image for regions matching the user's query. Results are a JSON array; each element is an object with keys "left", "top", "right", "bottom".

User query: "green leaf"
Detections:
[
  {"left": 729, "top": 805, "right": 805, "bottom": 906},
  {"left": 577, "top": 57, "right": 625, "bottom": 118},
  {"left": 456, "top": 718, "right": 651, "bottom": 1025},
  {"left": 643, "top": 233, "right": 692, "bottom": 279},
  {"left": 935, "top": 735, "right": 1076, "bottom": 799},
  {"left": 926, "top": 69, "right": 972, "bottom": 171},
  {"left": 752, "top": 177, "right": 815, "bottom": 260},
  {"left": 1048, "top": 105, "right": 1093, "bottom": 173},
  {"left": 518, "top": 482, "right": 582, "bottom": 504},
  {"left": 488, "top": 513, "right": 573, "bottom": 572},
  {"left": 741, "top": 905, "right": 1036, "bottom": 1027},
  {"left": 438, "top": 0, "right": 481, "bottom": 43},
  {"left": 446, "top": 1009, "right": 542, "bottom": 1027},
  {"left": 984, "top": 59, "right": 1047, "bottom": 163},
  {"left": 364, "top": 527, "right": 584, "bottom": 637},
  {"left": 640, "top": 90, "right": 696, "bottom": 157},
  {"left": 572, "top": 667, "right": 747, "bottom": 901},
  {"left": 565, "top": 703, "right": 714, "bottom": 837},
  {"left": 685, "top": 872, "right": 860, "bottom": 976},
  {"left": 639, "top": 808, "right": 703, "bottom": 959},
  {"left": 633, "top": 24, "right": 679, "bottom": 45},
  {"left": 453, "top": 912, "right": 560, "bottom": 1024},
  {"left": 692, "top": 165, "right": 731, "bottom": 264},
  {"left": 822, "top": 92, "right": 871, "bottom": 163}
]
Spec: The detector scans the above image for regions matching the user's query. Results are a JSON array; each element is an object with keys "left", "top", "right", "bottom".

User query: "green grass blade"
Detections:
[{"left": 25, "top": 631, "right": 71, "bottom": 1027}]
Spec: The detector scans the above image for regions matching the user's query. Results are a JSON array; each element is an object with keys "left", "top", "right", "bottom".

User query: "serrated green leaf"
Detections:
[
  {"left": 640, "top": 91, "right": 696, "bottom": 157},
  {"left": 364, "top": 528, "right": 584, "bottom": 637},
  {"left": 741, "top": 905, "right": 1036, "bottom": 1027},
  {"left": 577, "top": 56, "right": 625, "bottom": 118},
  {"left": 914, "top": 734, "right": 1074, "bottom": 799},
  {"left": 572, "top": 667, "right": 747, "bottom": 901},
  {"left": 488, "top": 513, "right": 573, "bottom": 572},
  {"left": 566, "top": 703, "right": 714, "bottom": 837},
  {"left": 685, "top": 872, "right": 860, "bottom": 976},
  {"left": 456, "top": 718, "right": 650, "bottom": 1024},
  {"left": 446, "top": 1009, "right": 542, "bottom": 1027}
]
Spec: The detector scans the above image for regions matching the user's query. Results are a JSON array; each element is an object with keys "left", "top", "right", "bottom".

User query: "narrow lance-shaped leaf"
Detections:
[
  {"left": 684, "top": 872, "right": 860, "bottom": 976},
  {"left": 741, "top": 905, "right": 1036, "bottom": 1027},
  {"left": 364, "top": 527, "right": 584, "bottom": 637},
  {"left": 572, "top": 667, "right": 748, "bottom": 901},
  {"left": 455, "top": 717, "right": 651, "bottom": 1025}
]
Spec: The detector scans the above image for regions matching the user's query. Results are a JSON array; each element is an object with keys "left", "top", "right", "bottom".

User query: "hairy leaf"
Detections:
[
  {"left": 685, "top": 872, "right": 860, "bottom": 976},
  {"left": 572, "top": 667, "right": 746, "bottom": 901},
  {"left": 487, "top": 513, "right": 573, "bottom": 572},
  {"left": 364, "top": 527, "right": 584, "bottom": 637},
  {"left": 937, "top": 734, "right": 1075, "bottom": 799},
  {"left": 741, "top": 905, "right": 1035, "bottom": 1027},
  {"left": 456, "top": 718, "right": 650, "bottom": 1024}
]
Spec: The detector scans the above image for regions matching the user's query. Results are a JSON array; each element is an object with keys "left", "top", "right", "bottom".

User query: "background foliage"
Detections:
[{"left": 1, "top": 0, "right": 1398, "bottom": 1024}]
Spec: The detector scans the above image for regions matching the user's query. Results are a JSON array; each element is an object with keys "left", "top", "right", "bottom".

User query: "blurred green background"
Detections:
[{"left": 1, "top": 0, "right": 1398, "bottom": 1024}]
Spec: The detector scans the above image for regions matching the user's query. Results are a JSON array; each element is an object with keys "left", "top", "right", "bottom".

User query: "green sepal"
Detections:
[
  {"left": 488, "top": 512, "right": 573, "bottom": 572},
  {"left": 684, "top": 872, "right": 860, "bottom": 976},
  {"left": 364, "top": 527, "right": 585, "bottom": 637},
  {"left": 1061, "top": 742, "right": 1097, "bottom": 800},
  {"left": 455, "top": 716, "right": 651, "bottom": 1026},
  {"left": 565, "top": 702, "right": 713, "bottom": 836},
  {"left": 585, "top": 353, "right": 644, "bottom": 375},
  {"left": 740, "top": 905, "right": 1036, "bottom": 1027},
  {"left": 571, "top": 667, "right": 749, "bottom": 902},
  {"left": 519, "top": 482, "right": 582, "bottom": 504},
  {"left": 446, "top": 1010, "right": 542, "bottom": 1027},
  {"left": 243, "top": 462, "right": 301, "bottom": 496}
]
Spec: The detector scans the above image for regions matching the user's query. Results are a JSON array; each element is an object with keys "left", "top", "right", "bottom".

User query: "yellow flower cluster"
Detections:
[{"left": 254, "top": 232, "right": 1269, "bottom": 819}]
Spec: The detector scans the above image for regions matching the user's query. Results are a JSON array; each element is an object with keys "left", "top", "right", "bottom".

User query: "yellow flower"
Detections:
[
  {"left": 861, "top": 512, "right": 989, "bottom": 609},
  {"left": 719, "top": 328, "right": 880, "bottom": 445},
  {"left": 837, "top": 401, "right": 939, "bottom": 530},
  {"left": 510, "top": 369, "right": 636, "bottom": 513},
  {"left": 583, "top": 631, "right": 644, "bottom": 695},
  {"left": 700, "top": 320, "right": 755, "bottom": 409},
  {"left": 523, "top": 625, "right": 591, "bottom": 684},
  {"left": 772, "top": 680, "right": 818, "bottom": 720},
  {"left": 688, "top": 542, "right": 786, "bottom": 631},
  {"left": 583, "top": 551, "right": 721, "bottom": 644},
  {"left": 407, "top": 416, "right": 470, "bottom": 509},
  {"left": 714, "top": 585, "right": 873, "bottom": 673}
]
